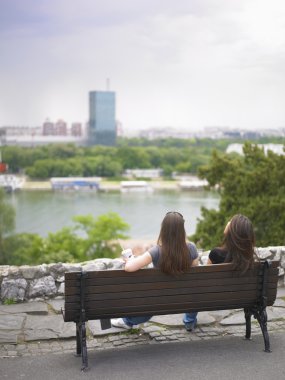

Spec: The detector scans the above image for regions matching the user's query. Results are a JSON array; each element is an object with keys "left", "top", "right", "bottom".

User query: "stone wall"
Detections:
[{"left": 0, "top": 247, "right": 284, "bottom": 303}]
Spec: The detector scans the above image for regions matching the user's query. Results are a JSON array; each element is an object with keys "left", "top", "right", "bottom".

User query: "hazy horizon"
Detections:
[{"left": 1, "top": 0, "right": 285, "bottom": 131}]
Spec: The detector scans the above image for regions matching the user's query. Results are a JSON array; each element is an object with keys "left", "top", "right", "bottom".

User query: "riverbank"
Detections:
[
  {"left": 20, "top": 178, "right": 207, "bottom": 191},
  {"left": 21, "top": 179, "right": 179, "bottom": 191}
]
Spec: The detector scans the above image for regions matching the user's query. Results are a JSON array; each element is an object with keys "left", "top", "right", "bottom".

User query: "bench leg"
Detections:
[
  {"left": 75, "top": 322, "right": 89, "bottom": 371},
  {"left": 254, "top": 308, "right": 271, "bottom": 353},
  {"left": 244, "top": 308, "right": 252, "bottom": 340},
  {"left": 80, "top": 322, "right": 88, "bottom": 371},
  {"left": 75, "top": 323, "right": 81, "bottom": 356}
]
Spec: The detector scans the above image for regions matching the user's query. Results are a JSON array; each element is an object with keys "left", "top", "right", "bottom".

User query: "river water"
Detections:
[{"left": 7, "top": 190, "right": 220, "bottom": 240}]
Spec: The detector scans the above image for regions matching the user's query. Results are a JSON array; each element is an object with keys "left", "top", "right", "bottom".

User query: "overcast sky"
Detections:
[{"left": 0, "top": 0, "right": 285, "bottom": 132}]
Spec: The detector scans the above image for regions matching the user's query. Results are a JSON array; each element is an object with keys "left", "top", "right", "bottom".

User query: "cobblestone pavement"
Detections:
[{"left": 1, "top": 288, "right": 285, "bottom": 359}]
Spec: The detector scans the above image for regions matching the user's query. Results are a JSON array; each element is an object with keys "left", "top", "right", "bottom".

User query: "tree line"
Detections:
[{"left": 2, "top": 136, "right": 284, "bottom": 179}]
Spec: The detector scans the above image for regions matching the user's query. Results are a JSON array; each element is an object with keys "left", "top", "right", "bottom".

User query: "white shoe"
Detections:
[{"left": 111, "top": 318, "right": 132, "bottom": 329}]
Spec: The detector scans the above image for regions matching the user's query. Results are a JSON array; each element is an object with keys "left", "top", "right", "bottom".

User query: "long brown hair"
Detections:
[
  {"left": 222, "top": 214, "right": 256, "bottom": 272},
  {"left": 157, "top": 212, "right": 192, "bottom": 275}
]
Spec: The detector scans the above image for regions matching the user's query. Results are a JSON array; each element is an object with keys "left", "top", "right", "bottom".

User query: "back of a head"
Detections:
[
  {"left": 223, "top": 214, "right": 256, "bottom": 271},
  {"left": 159, "top": 212, "right": 186, "bottom": 247},
  {"left": 158, "top": 212, "right": 191, "bottom": 275}
]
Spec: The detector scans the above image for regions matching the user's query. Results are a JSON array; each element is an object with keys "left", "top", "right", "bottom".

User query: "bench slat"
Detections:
[
  {"left": 64, "top": 274, "right": 277, "bottom": 296},
  {"left": 65, "top": 288, "right": 276, "bottom": 313},
  {"left": 65, "top": 270, "right": 278, "bottom": 290},
  {"left": 64, "top": 282, "right": 278, "bottom": 303},
  {"left": 63, "top": 296, "right": 276, "bottom": 322},
  {"left": 64, "top": 261, "right": 279, "bottom": 281}
]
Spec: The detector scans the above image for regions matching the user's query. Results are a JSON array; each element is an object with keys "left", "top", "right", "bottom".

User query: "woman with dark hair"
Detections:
[
  {"left": 207, "top": 214, "right": 257, "bottom": 272},
  {"left": 111, "top": 211, "right": 199, "bottom": 331}
]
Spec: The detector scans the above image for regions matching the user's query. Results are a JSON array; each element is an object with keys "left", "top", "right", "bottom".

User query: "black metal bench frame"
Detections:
[{"left": 62, "top": 260, "right": 279, "bottom": 371}]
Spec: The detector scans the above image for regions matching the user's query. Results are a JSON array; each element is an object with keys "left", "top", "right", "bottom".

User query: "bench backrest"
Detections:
[{"left": 63, "top": 261, "right": 279, "bottom": 322}]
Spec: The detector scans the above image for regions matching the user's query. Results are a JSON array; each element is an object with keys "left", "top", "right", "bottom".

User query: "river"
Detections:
[{"left": 7, "top": 190, "right": 220, "bottom": 240}]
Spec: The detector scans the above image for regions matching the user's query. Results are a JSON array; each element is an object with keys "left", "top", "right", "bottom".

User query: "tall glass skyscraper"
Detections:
[{"left": 88, "top": 91, "right": 116, "bottom": 146}]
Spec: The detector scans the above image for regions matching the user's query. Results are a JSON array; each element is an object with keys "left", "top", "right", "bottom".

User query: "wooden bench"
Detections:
[{"left": 62, "top": 260, "right": 279, "bottom": 371}]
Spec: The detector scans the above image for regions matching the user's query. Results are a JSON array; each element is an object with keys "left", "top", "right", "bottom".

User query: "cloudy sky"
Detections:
[{"left": 0, "top": 0, "right": 285, "bottom": 132}]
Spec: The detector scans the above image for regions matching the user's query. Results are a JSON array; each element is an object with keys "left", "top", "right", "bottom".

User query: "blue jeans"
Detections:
[
  {"left": 183, "top": 312, "right": 198, "bottom": 327},
  {"left": 123, "top": 312, "right": 198, "bottom": 327}
]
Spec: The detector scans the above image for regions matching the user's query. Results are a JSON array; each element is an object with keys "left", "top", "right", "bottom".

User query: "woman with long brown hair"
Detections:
[
  {"left": 207, "top": 214, "right": 256, "bottom": 271},
  {"left": 111, "top": 211, "right": 199, "bottom": 331}
]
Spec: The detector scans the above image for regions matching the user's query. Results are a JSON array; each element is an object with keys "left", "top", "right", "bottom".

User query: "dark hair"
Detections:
[
  {"left": 157, "top": 212, "right": 192, "bottom": 275},
  {"left": 222, "top": 214, "right": 256, "bottom": 272}
]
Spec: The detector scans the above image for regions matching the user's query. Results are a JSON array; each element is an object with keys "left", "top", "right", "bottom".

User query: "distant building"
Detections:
[
  {"left": 88, "top": 91, "right": 116, "bottom": 146},
  {"left": 71, "top": 122, "right": 82, "bottom": 136},
  {"left": 124, "top": 168, "right": 163, "bottom": 179},
  {"left": 139, "top": 127, "right": 194, "bottom": 140},
  {"left": 43, "top": 120, "right": 55, "bottom": 135},
  {"left": 43, "top": 119, "right": 68, "bottom": 136},
  {"left": 1, "top": 121, "right": 86, "bottom": 147},
  {"left": 55, "top": 119, "right": 67, "bottom": 136},
  {"left": 1, "top": 126, "right": 42, "bottom": 136},
  {"left": 226, "top": 143, "right": 285, "bottom": 156}
]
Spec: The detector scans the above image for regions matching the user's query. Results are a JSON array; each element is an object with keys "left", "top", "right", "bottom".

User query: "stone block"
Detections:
[
  {"left": 0, "top": 266, "right": 10, "bottom": 277},
  {"left": 48, "top": 263, "right": 66, "bottom": 277},
  {"left": 256, "top": 248, "right": 275, "bottom": 260},
  {"left": 29, "top": 276, "right": 57, "bottom": 298},
  {"left": 24, "top": 314, "right": 75, "bottom": 340},
  {"left": 20, "top": 266, "right": 39, "bottom": 280},
  {"left": 82, "top": 262, "right": 106, "bottom": 271},
  {"left": 62, "top": 263, "right": 82, "bottom": 272},
  {"left": 208, "top": 309, "right": 232, "bottom": 320},
  {"left": 0, "top": 330, "right": 19, "bottom": 344},
  {"left": 220, "top": 311, "right": 245, "bottom": 325},
  {"left": 1, "top": 278, "right": 28, "bottom": 302},
  {"left": 57, "top": 282, "right": 64, "bottom": 295},
  {"left": 111, "top": 259, "right": 125, "bottom": 270},
  {"left": 0, "top": 301, "right": 48, "bottom": 315},
  {"left": 47, "top": 299, "right": 64, "bottom": 314},
  {"left": 0, "top": 314, "right": 25, "bottom": 329}
]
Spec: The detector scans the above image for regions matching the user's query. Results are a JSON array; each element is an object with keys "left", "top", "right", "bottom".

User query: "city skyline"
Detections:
[{"left": 1, "top": 0, "right": 285, "bottom": 131}]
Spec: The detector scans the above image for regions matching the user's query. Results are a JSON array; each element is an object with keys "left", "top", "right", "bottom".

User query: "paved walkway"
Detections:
[{"left": 1, "top": 288, "right": 285, "bottom": 359}]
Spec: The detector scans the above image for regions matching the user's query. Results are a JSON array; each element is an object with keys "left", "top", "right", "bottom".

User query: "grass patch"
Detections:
[
  {"left": 3, "top": 298, "right": 16, "bottom": 305},
  {"left": 128, "top": 328, "right": 141, "bottom": 335}
]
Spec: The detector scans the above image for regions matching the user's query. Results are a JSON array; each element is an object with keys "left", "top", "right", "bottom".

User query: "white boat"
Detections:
[
  {"left": 0, "top": 175, "right": 24, "bottom": 192},
  {"left": 178, "top": 179, "right": 208, "bottom": 190},
  {"left": 120, "top": 180, "right": 153, "bottom": 193},
  {"left": 50, "top": 177, "right": 101, "bottom": 191}
]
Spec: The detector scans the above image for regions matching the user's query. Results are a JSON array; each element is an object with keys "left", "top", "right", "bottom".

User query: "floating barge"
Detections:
[
  {"left": 178, "top": 179, "right": 208, "bottom": 190},
  {"left": 120, "top": 180, "right": 153, "bottom": 193},
  {"left": 50, "top": 177, "right": 101, "bottom": 191}
]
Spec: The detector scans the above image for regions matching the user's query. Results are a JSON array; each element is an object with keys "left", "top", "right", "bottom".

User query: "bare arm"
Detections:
[
  {"left": 192, "top": 258, "right": 199, "bottom": 267},
  {"left": 207, "top": 258, "right": 213, "bottom": 265},
  {"left": 124, "top": 251, "right": 153, "bottom": 272}
]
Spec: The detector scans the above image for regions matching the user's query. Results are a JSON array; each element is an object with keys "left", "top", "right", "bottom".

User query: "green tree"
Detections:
[
  {"left": 73, "top": 212, "right": 130, "bottom": 259},
  {"left": 116, "top": 147, "right": 151, "bottom": 169},
  {"left": 90, "top": 156, "right": 122, "bottom": 177},
  {"left": 40, "top": 227, "right": 82, "bottom": 264},
  {"left": 3, "top": 233, "right": 43, "bottom": 265},
  {"left": 191, "top": 143, "right": 285, "bottom": 248},
  {"left": 2, "top": 212, "right": 130, "bottom": 265}
]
